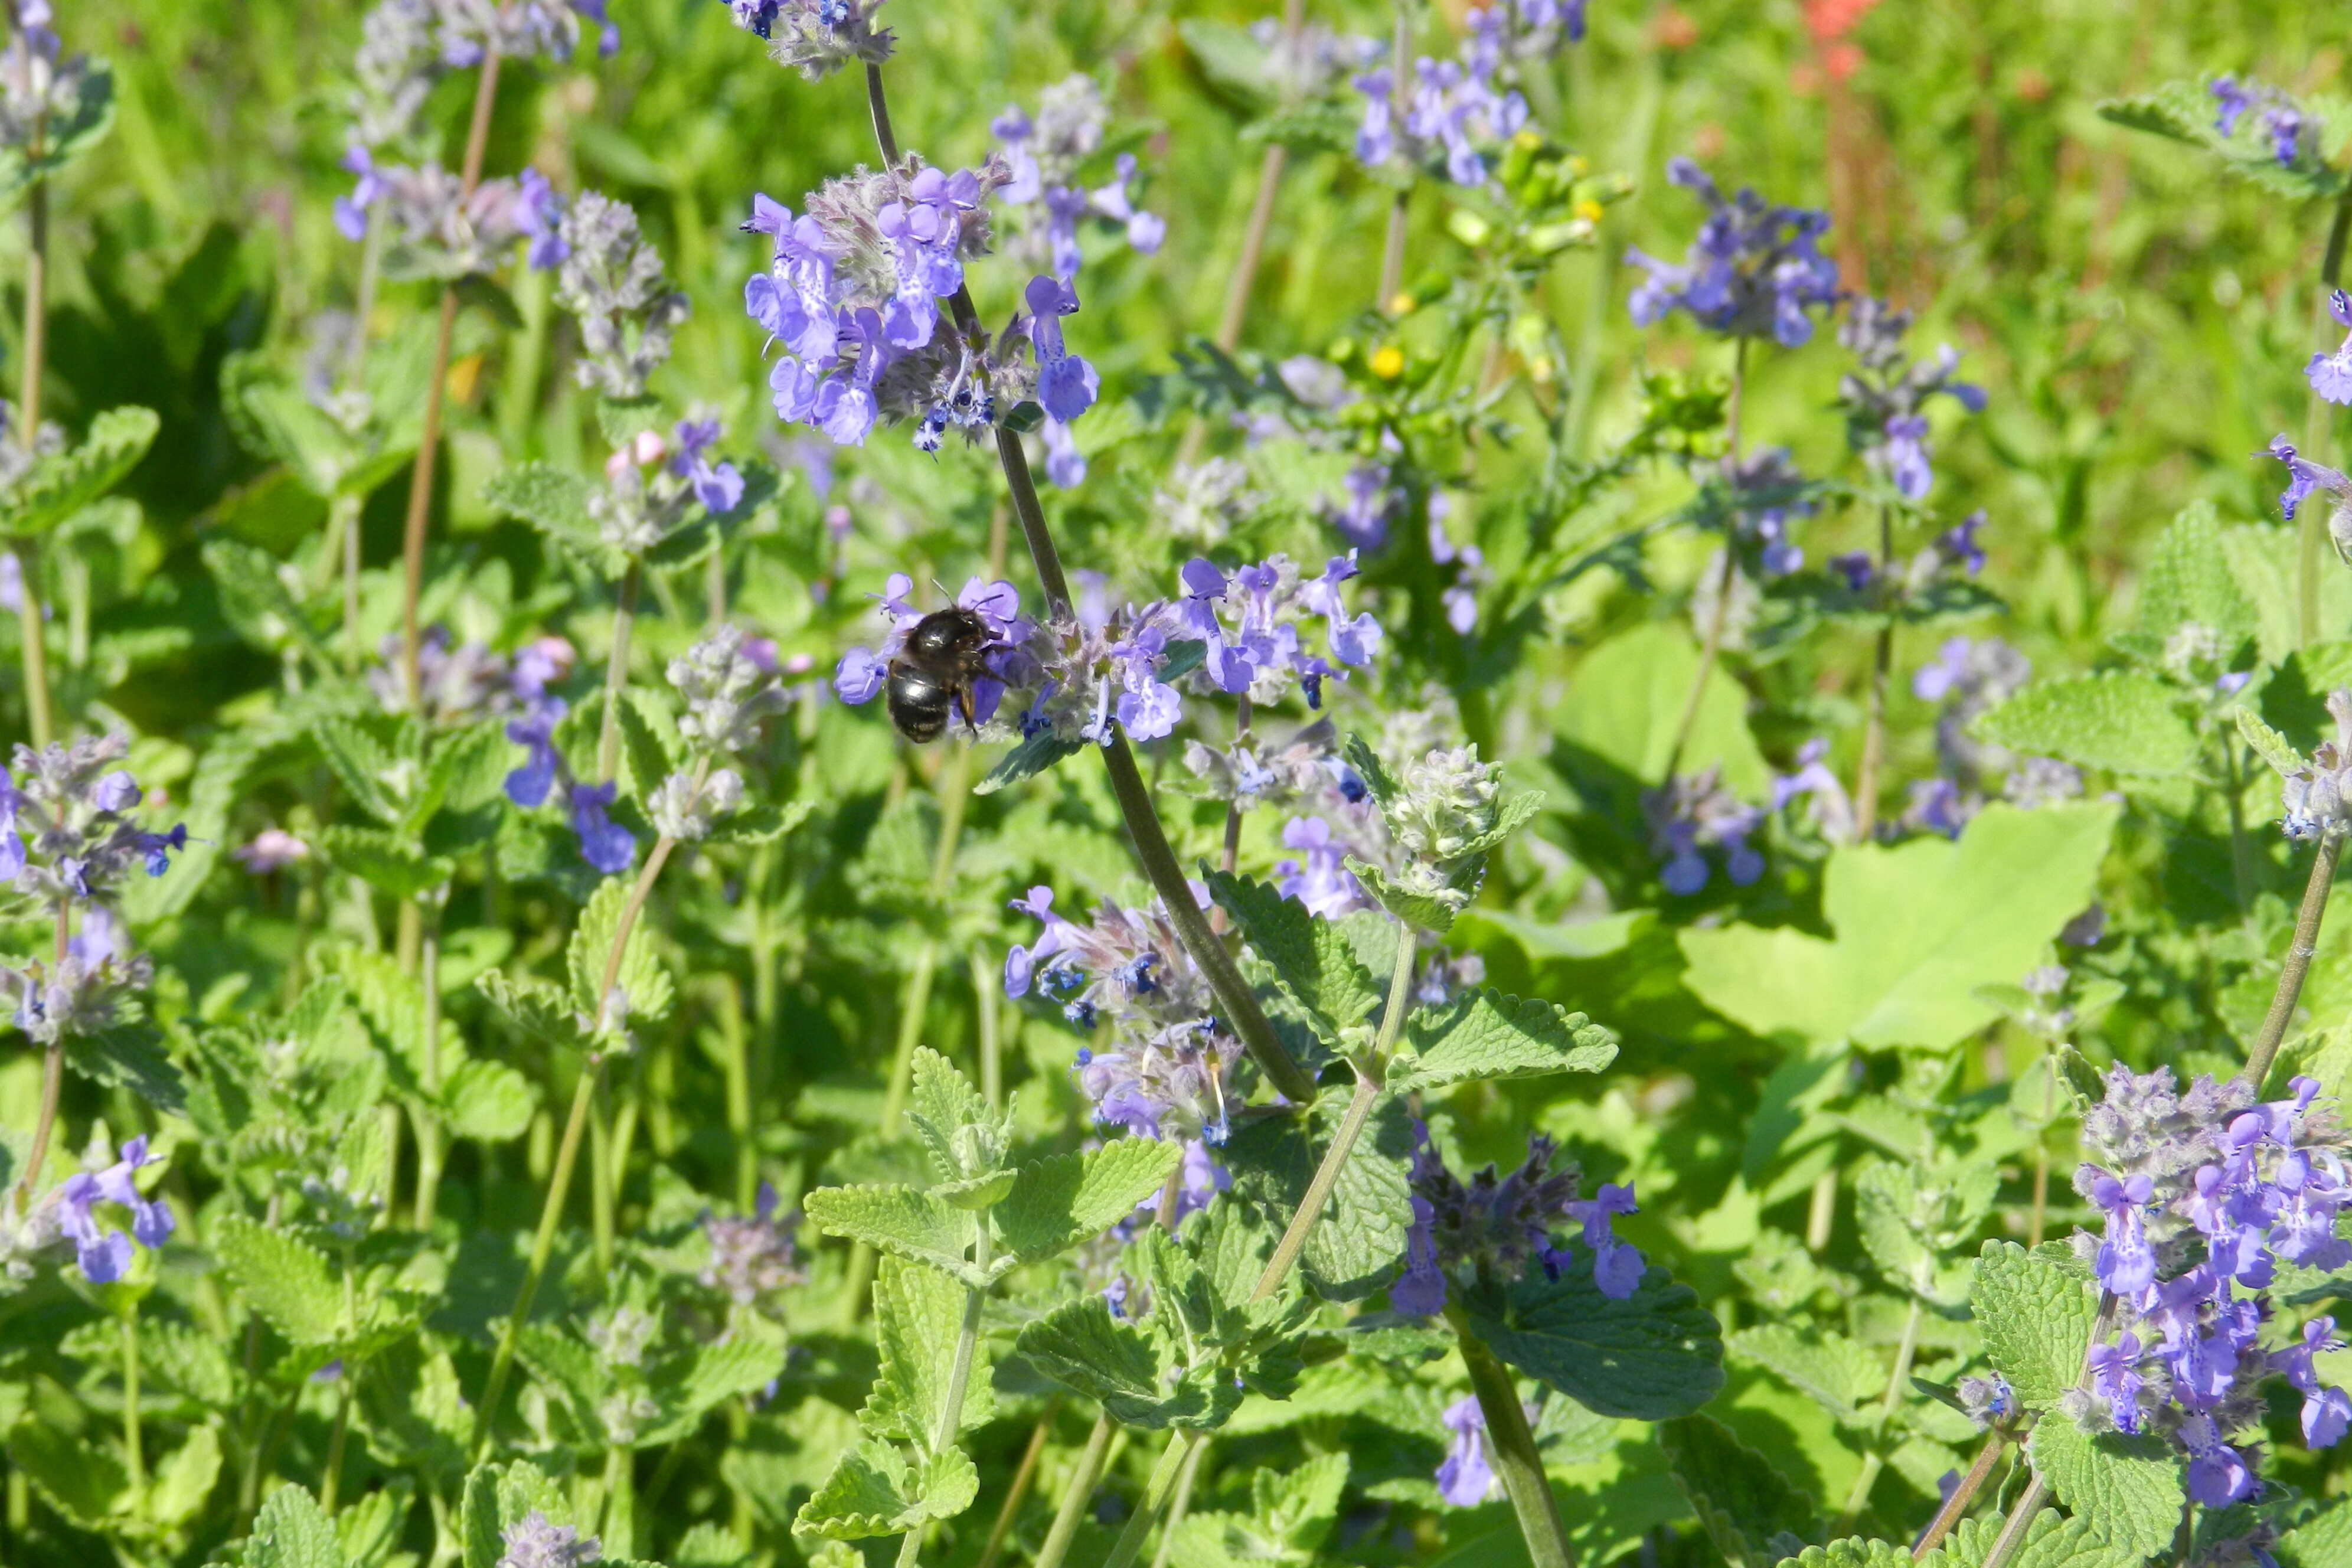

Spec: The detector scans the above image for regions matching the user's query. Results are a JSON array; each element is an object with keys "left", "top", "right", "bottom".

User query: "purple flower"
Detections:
[
  {"left": 1327, "top": 463, "right": 1396, "bottom": 552},
  {"left": 1435, "top": 1397, "right": 1497, "bottom": 1506},
  {"left": 2266, "top": 105, "right": 2306, "bottom": 167},
  {"left": 1936, "top": 511, "right": 1987, "bottom": 575},
  {"left": 1565, "top": 1181, "right": 1644, "bottom": 1299},
  {"left": 92, "top": 770, "right": 140, "bottom": 814},
  {"left": 334, "top": 145, "right": 384, "bottom": 242},
  {"left": 1883, "top": 414, "right": 1932, "bottom": 499},
  {"left": 515, "top": 169, "right": 569, "bottom": 271},
  {"left": 55, "top": 1137, "right": 174, "bottom": 1283},
  {"left": 2180, "top": 1412, "right": 2255, "bottom": 1505},
  {"left": 1026, "top": 275, "right": 1099, "bottom": 423},
  {"left": 670, "top": 419, "right": 746, "bottom": 512},
  {"left": 1626, "top": 159, "right": 1840, "bottom": 346},
  {"left": 1274, "top": 816, "right": 1364, "bottom": 919},
  {"left": 2211, "top": 76, "right": 2253, "bottom": 136},
  {"left": 2086, "top": 1169, "right": 2158, "bottom": 1296},
  {"left": 1830, "top": 551, "right": 1874, "bottom": 593},
  {"left": 568, "top": 781, "right": 635, "bottom": 873},
  {"left": 2309, "top": 292, "right": 2352, "bottom": 406},
  {"left": 1392, "top": 1194, "right": 1448, "bottom": 1315},
  {"left": 2088, "top": 1332, "right": 2148, "bottom": 1434},
  {"left": 504, "top": 701, "right": 567, "bottom": 808},
  {"left": 1040, "top": 416, "right": 1086, "bottom": 488}
]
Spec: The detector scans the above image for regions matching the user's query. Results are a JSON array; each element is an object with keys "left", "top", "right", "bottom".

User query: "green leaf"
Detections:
[
  {"left": 0, "top": 406, "right": 160, "bottom": 538},
  {"left": 2026, "top": 1417, "right": 2183, "bottom": 1562},
  {"left": 316, "top": 824, "right": 453, "bottom": 900},
  {"left": 248, "top": 1483, "right": 347, "bottom": 1568},
  {"left": 484, "top": 462, "right": 620, "bottom": 573},
  {"left": 792, "top": 1440, "right": 979, "bottom": 1540},
  {"left": 6, "top": 1417, "right": 129, "bottom": 1527},
  {"left": 2240, "top": 707, "right": 2306, "bottom": 778},
  {"left": 1387, "top": 988, "right": 1616, "bottom": 1094},
  {"left": 905, "top": 1046, "right": 1008, "bottom": 1185},
  {"left": 1341, "top": 733, "right": 1400, "bottom": 808},
  {"left": 1347, "top": 857, "right": 1466, "bottom": 935},
  {"left": 614, "top": 690, "right": 678, "bottom": 803},
  {"left": 2277, "top": 1498, "right": 2352, "bottom": 1568},
  {"left": 1971, "top": 672, "right": 2199, "bottom": 777},
  {"left": 995, "top": 1136, "right": 1182, "bottom": 1262},
  {"left": 1728, "top": 1324, "right": 1881, "bottom": 1427},
  {"left": 61, "top": 1023, "right": 187, "bottom": 1112},
  {"left": 2129, "top": 500, "right": 2259, "bottom": 652},
  {"left": 802, "top": 1184, "right": 984, "bottom": 1285},
  {"left": 442, "top": 1057, "right": 537, "bottom": 1141},
  {"left": 974, "top": 730, "right": 1082, "bottom": 795},
  {"left": 1465, "top": 1249, "right": 1726, "bottom": 1420},
  {"left": 1659, "top": 1414, "right": 1820, "bottom": 1568},
  {"left": 205, "top": 537, "right": 330, "bottom": 659},
  {"left": 1680, "top": 803, "right": 2119, "bottom": 1051},
  {"left": 412, "top": 720, "right": 513, "bottom": 827},
  {"left": 1223, "top": 1084, "right": 1417, "bottom": 1302},
  {"left": 1773, "top": 1542, "right": 1910, "bottom": 1568},
  {"left": 215, "top": 1215, "right": 345, "bottom": 1346},
  {"left": 2099, "top": 80, "right": 2347, "bottom": 198},
  {"left": 701, "top": 798, "right": 814, "bottom": 846},
  {"left": 1011, "top": 1294, "right": 1228, "bottom": 1430},
  {"left": 459, "top": 1459, "right": 567, "bottom": 1568},
  {"left": 568, "top": 874, "right": 675, "bottom": 1024},
  {"left": 475, "top": 969, "right": 586, "bottom": 1051},
  {"left": 1206, "top": 869, "right": 1384, "bottom": 1046},
  {"left": 1971, "top": 1242, "right": 2096, "bottom": 1410},
  {"left": 313, "top": 718, "right": 401, "bottom": 824},
  {"left": 1550, "top": 621, "right": 1771, "bottom": 792},
  {"left": 862, "top": 1256, "right": 994, "bottom": 1449},
  {"left": 149, "top": 1425, "right": 224, "bottom": 1530}
]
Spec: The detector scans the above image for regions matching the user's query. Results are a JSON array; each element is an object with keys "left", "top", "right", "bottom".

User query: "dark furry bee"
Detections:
[{"left": 887, "top": 607, "right": 996, "bottom": 743}]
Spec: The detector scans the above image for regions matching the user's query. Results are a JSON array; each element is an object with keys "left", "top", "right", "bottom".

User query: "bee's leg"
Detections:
[{"left": 956, "top": 687, "right": 979, "bottom": 736}]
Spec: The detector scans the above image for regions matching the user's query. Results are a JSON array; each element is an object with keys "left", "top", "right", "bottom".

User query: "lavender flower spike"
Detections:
[{"left": 1435, "top": 1396, "right": 1498, "bottom": 1506}]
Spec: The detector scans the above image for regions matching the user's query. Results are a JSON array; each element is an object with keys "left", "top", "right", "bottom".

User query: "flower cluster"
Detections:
[
  {"left": 1899, "top": 635, "right": 2080, "bottom": 837},
  {"left": 1625, "top": 159, "right": 1840, "bottom": 346},
  {"left": 1436, "top": 1396, "right": 1497, "bottom": 1506},
  {"left": 721, "top": 0, "right": 893, "bottom": 82},
  {"left": 1157, "top": 458, "right": 1262, "bottom": 547},
  {"left": 347, "top": 0, "right": 443, "bottom": 155},
  {"left": 2272, "top": 688, "right": 2352, "bottom": 843},
  {"left": 1705, "top": 446, "right": 1819, "bottom": 577},
  {"left": 1004, "top": 884, "right": 1243, "bottom": 1145},
  {"left": 0, "top": 736, "right": 188, "bottom": 908},
  {"left": 437, "top": 0, "right": 618, "bottom": 69},
  {"left": 1393, "top": 1129, "right": 1644, "bottom": 1315},
  {"left": 1382, "top": 743, "right": 1503, "bottom": 915},
  {"left": 591, "top": 419, "right": 746, "bottom": 554},
  {"left": 1178, "top": 554, "right": 1382, "bottom": 710},
  {"left": 2210, "top": 74, "right": 2308, "bottom": 169},
  {"left": 1243, "top": 17, "right": 1378, "bottom": 102},
  {"left": 1352, "top": 9, "right": 1531, "bottom": 189},
  {"left": 342, "top": 156, "right": 566, "bottom": 277},
  {"left": 1325, "top": 462, "right": 1401, "bottom": 553},
  {"left": 991, "top": 76, "right": 1165, "bottom": 282},
  {"left": 833, "top": 574, "right": 1028, "bottom": 724},
  {"left": 53, "top": 1135, "right": 175, "bottom": 1284},
  {"left": 2067, "top": 1066, "right": 2352, "bottom": 1504},
  {"left": 1835, "top": 295, "right": 1987, "bottom": 501},
  {"left": 371, "top": 625, "right": 560, "bottom": 727},
  {"left": 0, "top": 0, "right": 95, "bottom": 153},
  {"left": 553, "top": 192, "right": 690, "bottom": 398},
  {"left": 1427, "top": 492, "right": 1488, "bottom": 634},
  {"left": 1644, "top": 765, "right": 1763, "bottom": 895},
  {"left": 700, "top": 1182, "right": 805, "bottom": 1306},
  {"left": 496, "top": 1510, "right": 602, "bottom": 1568}
]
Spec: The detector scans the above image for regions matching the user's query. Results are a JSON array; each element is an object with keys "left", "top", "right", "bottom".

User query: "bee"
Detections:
[{"left": 886, "top": 607, "right": 997, "bottom": 743}]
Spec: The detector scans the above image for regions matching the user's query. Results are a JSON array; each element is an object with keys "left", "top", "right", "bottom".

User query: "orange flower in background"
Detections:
[
  {"left": 1655, "top": 6, "right": 1698, "bottom": 50},
  {"left": 1803, "top": 0, "right": 1881, "bottom": 44}
]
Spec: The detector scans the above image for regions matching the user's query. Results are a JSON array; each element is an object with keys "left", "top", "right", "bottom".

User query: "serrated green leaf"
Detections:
[
  {"left": 906, "top": 1046, "right": 1007, "bottom": 1186},
  {"left": 1681, "top": 803, "right": 2118, "bottom": 1051},
  {"left": 0, "top": 405, "right": 159, "bottom": 538},
  {"left": 1972, "top": 1241, "right": 2096, "bottom": 1410},
  {"left": 2132, "top": 501, "right": 2259, "bottom": 651},
  {"left": 1659, "top": 1413, "right": 1820, "bottom": 1568},
  {"left": 1455, "top": 789, "right": 1547, "bottom": 861},
  {"left": 1341, "top": 733, "right": 1400, "bottom": 807},
  {"left": 413, "top": 720, "right": 512, "bottom": 828},
  {"left": 205, "top": 537, "right": 330, "bottom": 659},
  {"left": 313, "top": 718, "right": 401, "bottom": 824},
  {"left": 862, "top": 1257, "right": 994, "bottom": 1449},
  {"left": 2026, "top": 1416, "right": 2183, "bottom": 1562},
  {"left": 1772, "top": 1540, "right": 1909, "bottom": 1568},
  {"left": 1387, "top": 988, "right": 1616, "bottom": 1093},
  {"left": 614, "top": 690, "right": 678, "bottom": 803},
  {"left": 1972, "top": 672, "right": 2199, "bottom": 776},
  {"left": 316, "top": 824, "right": 453, "bottom": 899},
  {"left": 149, "top": 1425, "right": 224, "bottom": 1530},
  {"left": 1206, "top": 869, "right": 1384, "bottom": 1046},
  {"left": 974, "top": 730, "right": 1082, "bottom": 795},
  {"left": 61, "top": 1023, "right": 186, "bottom": 1112},
  {"left": 248, "top": 1483, "right": 346, "bottom": 1568},
  {"left": 484, "top": 462, "right": 621, "bottom": 573},
  {"left": 1223, "top": 1084, "right": 1416, "bottom": 1301},
  {"left": 476, "top": 968, "right": 586, "bottom": 1051},
  {"left": 442, "top": 1057, "right": 537, "bottom": 1141},
  {"left": 459, "top": 1459, "right": 566, "bottom": 1568},
  {"left": 215, "top": 1216, "right": 345, "bottom": 1346},
  {"left": 792, "top": 1440, "right": 978, "bottom": 1540},
  {"left": 803, "top": 1184, "right": 984, "bottom": 1285},
  {"left": 702, "top": 798, "right": 814, "bottom": 845},
  {"left": 994, "top": 1136, "right": 1181, "bottom": 1262},
  {"left": 1347, "top": 857, "right": 1464, "bottom": 933},
  {"left": 1012, "top": 1294, "right": 1229, "bottom": 1429},
  {"left": 2240, "top": 707, "right": 2306, "bottom": 778},
  {"left": 6, "top": 1417, "right": 129, "bottom": 1527},
  {"left": 568, "top": 874, "right": 674, "bottom": 1024},
  {"left": 1728, "top": 1324, "right": 1880, "bottom": 1426},
  {"left": 2277, "top": 1497, "right": 2352, "bottom": 1568},
  {"left": 1466, "top": 1250, "right": 1726, "bottom": 1420}
]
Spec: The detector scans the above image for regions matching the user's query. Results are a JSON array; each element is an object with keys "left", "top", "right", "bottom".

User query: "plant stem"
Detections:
[
  {"left": 858, "top": 61, "right": 1315, "bottom": 1107},
  {"left": 597, "top": 560, "right": 643, "bottom": 785},
  {"left": 1252, "top": 925, "right": 1416, "bottom": 1301},
  {"left": 1102, "top": 1430, "right": 1203, "bottom": 1568},
  {"left": 2222, "top": 739, "right": 2254, "bottom": 913},
  {"left": 414, "top": 894, "right": 446, "bottom": 1229},
  {"left": 2299, "top": 184, "right": 2352, "bottom": 650},
  {"left": 1662, "top": 337, "right": 1750, "bottom": 783},
  {"left": 2028, "top": 1055, "right": 2054, "bottom": 1251},
  {"left": 972, "top": 949, "right": 1002, "bottom": 1109},
  {"left": 1910, "top": 1430, "right": 2006, "bottom": 1560},
  {"left": 601, "top": 1442, "right": 635, "bottom": 1558},
  {"left": 1837, "top": 1295, "right": 1925, "bottom": 1532},
  {"left": 1150, "top": 1435, "right": 1208, "bottom": 1568},
  {"left": 12, "top": 899, "right": 70, "bottom": 1212},
  {"left": 1854, "top": 505, "right": 1894, "bottom": 839},
  {"left": 398, "top": 45, "right": 502, "bottom": 709},
  {"left": 1033, "top": 1413, "right": 1115, "bottom": 1568},
  {"left": 1977, "top": 1474, "right": 2048, "bottom": 1568},
  {"left": 1376, "top": 3, "right": 1412, "bottom": 311},
  {"left": 332, "top": 493, "right": 364, "bottom": 674},
  {"left": 2244, "top": 825, "right": 2344, "bottom": 1092},
  {"left": 717, "top": 974, "right": 755, "bottom": 1211},
  {"left": 120, "top": 1308, "right": 143, "bottom": 1490},
  {"left": 896, "top": 1229, "right": 991, "bottom": 1568},
  {"left": 590, "top": 1066, "right": 616, "bottom": 1278},
  {"left": 322, "top": 1381, "right": 351, "bottom": 1514},
  {"left": 1449, "top": 1308, "right": 1575, "bottom": 1568},
  {"left": 974, "top": 1400, "right": 1060, "bottom": 1568},
  {"left": 473, "top": 1061, "right": 594, "bottom": 1462},
  {"left": 15, "top": 169, "right": 51, "bottom": 749}
]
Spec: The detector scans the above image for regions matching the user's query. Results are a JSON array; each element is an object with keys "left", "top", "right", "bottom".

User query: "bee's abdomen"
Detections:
[{"left": 887, "top": 665, "right": 952, "bottom": 743}]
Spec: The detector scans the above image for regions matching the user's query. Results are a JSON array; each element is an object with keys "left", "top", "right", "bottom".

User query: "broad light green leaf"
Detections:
[
  {"left": 568, "top": 874, "right": 675, "bottom": 1024},
  {"left": 1972, "top": 671, "right": 2199, "bottom": 776},
  {"left": 215, "top": 1216, "right": 345, "bottom": 1345},
  {"left": 312, "top": 718, "right": 401, "bottom": 825},
  {"left": 205, "top": 537, "right": 329, "bottom": 659},
  {"left": 2026, "top": 1418, "right": 2183, "bottom": 1563},
  {"left": 1207, "top": 869, "right": 1384, "bottom": 1046},
  {"left": 2239, "top": 708, "right": 2304, "bottom": 778},
  {"left": 442, "top": 1058, "right": 537, "bottom": 1141},
  {"left": 2277, "top": 1497, "right": 2352, "bottom": 1568},
  {"left": 150, "top": 1425, "right": 224, "bottom": 1529},
  {"left": 1659, "top": 1414, "right": 1819, "bottom": 1568},
  {"left": 6, "top": 1418, "right": 129, "bottom": 1527},
  {"left": 1468, "top": 1250, "right": 1725, "bottom": 1420},
  {"left": 994, "top": 1136, "right": 1181, "bottom": 1262},
  {"left": 974, "top": 730, "right": 1082, "bottom": 795},
  {"left": 905, "top": 1046, "right": 1008, "bottom": 1187},
  {"left": 861, "top": 1256, "right": 994, "bottom": 1449},
  {"left": 248, "top": 1484, "right": 345, "bottom": 1568},
  {"left": 1680, "top": 803, "right": 2119, "bottom": 1051},
  {"left": 1387, "top": 988, "right": 1616, "bottom": 1093},
  {"left": 802, "top": 1184, "right": 983, "bottom": 1285},
  {"left": 1972, "top": 1242, "right": 2096, "bottom": 1410},
  {"left": 1224, "top": 1085, "right": 1416, "bottom": 1301},
  {"left": 1728, "top": 1325, "right": 1880, "bottom": 1427},
  {"left": 792, "top": 1441, "right": 979, "bottom": 1540},
  {"left": 1552, "top": 620, "right": 1771, "bottom": 792},
  {"left": 640, "top": 1330, "right": 790, "bottom": 1448},
  {"left": 1916, "top": 1508, "right": 2139, "bottom": 1568},
  {"left": 2126, "top": 500, "right": 2259, "bottom": 653}
]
